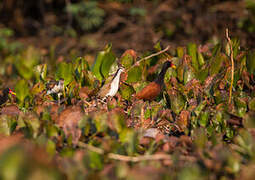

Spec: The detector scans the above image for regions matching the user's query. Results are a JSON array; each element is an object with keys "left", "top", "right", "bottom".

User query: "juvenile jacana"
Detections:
[
  {"left": 136, "top": 61, "right": 176, "bottom": 100},
  {"left": 98, "top": 67, "right": 124, "bottom": 98},
  {"left": 0, "top": 88, "right": 16, "bottom": 106},
  {"left": 46, "top": 79, "right": 64, "bottom": 104}
]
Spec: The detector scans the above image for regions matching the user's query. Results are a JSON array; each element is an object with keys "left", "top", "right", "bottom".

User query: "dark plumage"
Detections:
[{"left": 0, "top": 88, "right": 15, "bottom": 106}]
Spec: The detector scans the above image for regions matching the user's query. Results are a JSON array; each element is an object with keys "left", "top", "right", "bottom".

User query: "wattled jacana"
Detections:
[
  {"left": 0, "top": 88, "right": 16, "bottom": 106},
  {"left": 135, "top": 61, "right": 176, "bottom": 126},
  {"left": 136, "top": 61, "right": 176, "bottom": 100}
]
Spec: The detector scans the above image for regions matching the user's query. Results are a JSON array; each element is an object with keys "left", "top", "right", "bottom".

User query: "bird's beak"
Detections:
[
  {"left": 171, "top": 64, "right": 176, "bottom": 69},
  {"left": 9, "top": 89, "right": 16, "bottom": 96}
]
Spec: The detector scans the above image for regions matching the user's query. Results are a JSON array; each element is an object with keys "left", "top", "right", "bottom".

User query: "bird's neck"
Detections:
[
  {"left": 154, "top": 68, "right": 168, "bottom": 86},
  {"left": 111, "top": 70, "right": 122, "bottom": 87}
]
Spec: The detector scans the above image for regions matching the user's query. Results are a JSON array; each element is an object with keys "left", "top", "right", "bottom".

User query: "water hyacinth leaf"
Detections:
[
  {"left": 183, "top": 68, "right": 195, "bottom": 85},
  {"left": 94, "top": 112, "right": 108, "bottom": 132},
  {"left": 92, "top": 44, "right": 116, "bottom": 81},
  {"left": 73, "top": 57, "right": 90, "bottom": 82},
  {"left": 199, "top": 111, "right": 209, "bottom": 127},
  {"left": 46, "top": 139, "right": 56, "bottom": 156},
  {"left": 177, "top": 47, "right": 184, "bottom": 58},
  {"left": 194, "top": 100, "right": 207, "bottom": 117},
  {"left": 243, "top": 111, "right": 255, "bottom": 128},
  {"left": 0, "top": 146, "right": 25, "bottom": 180},
  {"left": 120, "top": 50, "right": 136, "bottom": 69},
  {"left": 187, "top": 43, "right": 199, "bottom": 71},
  {"left": 55, "top": 62, "right": 73, "bottom": 85},
  {"left": 247, "top": 50, "right": 255, "bottom": 75},
  {"left": 14, "top": 46, "right": 40, "bottom": 80},
  {"left": 0, "top": 116, "right": 11, "bottom": 135},
  {"left": 15, "top": 79, "right": 30, "bottom": 105},
  {"left": 248, "top": 98, "right": 255, "bottom": 111},
  {"left": 210, "top": 53, "right": 224, "bottom": 75},
  {"left": 168, "top": 90, "right": 185, "bottom": 114},
  {"left": 87, "top": 151, "right": 103, "bottom": 170},
  {"left": 119, "top": 129, "right": 138, "bottom": 155},
  {"left": 226, "top": 38, "right": 240, "bottom": 58},
  {"left": 235, "top": 97, "right": 247, "bottom": 117},
  {"left": 111, "top": 110, "right": 126, "bottom": 133},
  {"left": 119, "top": 84, "right": 135, "bottom": 101},
  {"left": 73, "top": 57, "right": 90, "bottom": 71},
  {"left": 126, "top": 66, "right": 142, "bottom": 83},
  {"left": 196, "top": 68, "right": 208, "bottom": 82},
  {"left": 197, "top": 52, "right": 205, "bottom": 66},
  {"left": 154, "top": 41, "right": 162, "bottom": 51}
]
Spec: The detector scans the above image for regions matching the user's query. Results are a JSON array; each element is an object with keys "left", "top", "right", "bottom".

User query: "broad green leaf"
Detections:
[
  {"left": 14, "top": 46, "right": 40, "bottom": 80},
  {"left": 55, "top": 62, "right": 73, "bottom": 85},
  {"left": 88, "top": 151, "right": 103, "bottom": 170},
  {"left": 15, "top": 79, "right": 29, "bottom": 105},
  {"left": 210, "top": 53, "right": 224, "bottom": 75},
  {"left": 247, "top": 50, "right": 255, "bottom": 75},
  {"left": 168, "top": 90, "right": 185, "bottom": 114},
  {"left": 235, "top": 97, "right": 247, "bottom": 117},
  {"left": 92, "top": 44, "right": 116, "bottom": 81},
  {"left": 194, "top": 100, "right": 207, "bottom": 117},
  {"left": 199, "top": 111, "right": 209, "bottom": 127},
  {"left": 197, "top": 52, "right": 205, "bottom": 66},
  {"left": 126, "top": 66, "right": 142, "bottom": 83},
  {"left": 248, "top": 98, "right": 255, "bottom": 111},
  {"left": 177, "top": 47, "right": 184, "bottom": 58},
  {"left": 187, "top": 43, "right": 199, "bottom": 71},
  {"left": 120, "top": 53, "right": 135, "bottom": 69},
  {"left": 119, "top": 84, "right": 135, "bottom": 101},
  {"left": 184, "top": 67, "right": 195, "bottom": 84},
  {"left": 119, "top": 129, "right": 138, "bottom": 155}
]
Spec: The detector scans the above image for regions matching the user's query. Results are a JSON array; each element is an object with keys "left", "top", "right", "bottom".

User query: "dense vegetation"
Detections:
[
  {"left": 1, "top": 0, "right": 255, "bottom": 179},
  {"left": 0, "top": 26, "right": 255, "bottom": 179}
]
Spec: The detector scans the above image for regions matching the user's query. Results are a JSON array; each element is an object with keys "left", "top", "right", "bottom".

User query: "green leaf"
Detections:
[
  {"left": 247, "top": 50, "right": 255, "bottom": 75},
  {"left": 187, "top": 43, "right": 199, "bottom": 71},
  {"left": 197, "top": 52, "right": 205, "bottom": 66},
  {"left": 177, "top": 47, "right": 184, "bottom": 58},
  {"left": 14, "top": 46, "right": 40, "bottom": 80},
  {"left": 55, "top": 62, "right": 73, "bottom": 85},
  {"left": 126, "top": 66, "right": 142, "bottom": 83},
  {"left": 210, "top": 53, "right": 224, "bottom": 75},
  {"left": 248, "top": 98, "right": 255, "bottom": 111},
  {"left": 15, "top": 79, "right": 29, "bottom": 105},
  {"left": 199, "top": 111, "right": 209, "bottom": 127},
  {"left": 168, "top": 90, "right": 185, "bottom": 114},
  {"left": 119, "top": 84, "right": 135, "bottom": 101},
  {"left": 88, "top": 151, "right": 103, "bottom": 170},
  {"left": 92, "top": 44, "right": 116, "bottom": 81},
  {"left": 120, "top": 53, "right": 135, "bottom": 69}
]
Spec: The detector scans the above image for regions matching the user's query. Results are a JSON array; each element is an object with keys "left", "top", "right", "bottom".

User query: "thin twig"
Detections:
[
  {"left": 226, "top": 29, "right": 234, "bottom": 105},
  {"left": 78, "top": 141, "right": 171, "bottom": 162},
  {"left": 126, "top": 46, "right": 170, "bottom": 71}
]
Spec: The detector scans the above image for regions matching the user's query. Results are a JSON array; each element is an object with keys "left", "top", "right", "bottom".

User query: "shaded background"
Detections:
[{"left": 1, "top": 0, "right": 255, "bottom": 56}]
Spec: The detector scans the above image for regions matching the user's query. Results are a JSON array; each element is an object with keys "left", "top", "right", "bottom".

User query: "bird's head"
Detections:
[
  {"left": 163, "top": 61, "right": 176, "bottom": 69},
  {"left": 3, "top": 88, "right": 16, "bottom": 96}
]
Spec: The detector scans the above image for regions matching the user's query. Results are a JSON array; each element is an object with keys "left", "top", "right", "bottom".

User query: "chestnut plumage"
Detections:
[{"left": 136, "top": 61, "right": 175, "bottom": 100}]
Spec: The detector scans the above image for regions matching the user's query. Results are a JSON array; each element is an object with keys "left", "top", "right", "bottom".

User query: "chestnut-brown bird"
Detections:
[
  {"left": 0, "top": 88, "right": 16, "bottom": 106},
  {"left": 136, "top": 61, "right": 176, "bottom": 100}
]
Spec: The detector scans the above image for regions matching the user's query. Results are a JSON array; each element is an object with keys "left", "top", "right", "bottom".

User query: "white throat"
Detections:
[{"left": 106, "top": 69, "right": 123, "bottom": 97}]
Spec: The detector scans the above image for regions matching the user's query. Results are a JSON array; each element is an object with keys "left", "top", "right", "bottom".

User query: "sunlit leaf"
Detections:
[{"left": 126, "top": 66, "right": 142, "bottom": 83}]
